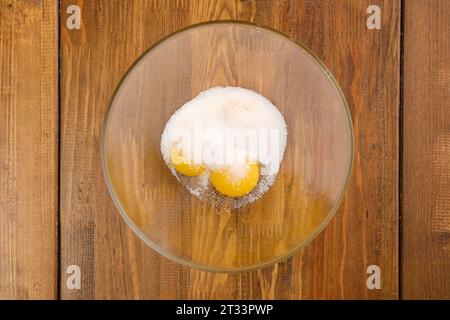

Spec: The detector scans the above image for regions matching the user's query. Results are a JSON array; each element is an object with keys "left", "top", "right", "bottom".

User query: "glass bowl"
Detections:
[{"left": 102, "top": 21, "right": 354, "bottom": 272}]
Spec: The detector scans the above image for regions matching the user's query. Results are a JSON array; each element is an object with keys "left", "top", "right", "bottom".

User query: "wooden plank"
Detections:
[
  {"left": 0, "top": 0, "right": 58, "bottom": 299},
  {"left": 402, "top": 0, "right": 450, "bottom": 299},
  {"left": 61, "top": 0, "right": 399, "bottom": 299}
]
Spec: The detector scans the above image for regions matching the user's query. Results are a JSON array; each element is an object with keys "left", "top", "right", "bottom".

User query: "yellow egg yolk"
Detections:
[
  {"left": 170, "top": 147, "right": 205, "bottom": 177},
  {"left": 210, "top": 162, "right": 260, "bottom": 198}
]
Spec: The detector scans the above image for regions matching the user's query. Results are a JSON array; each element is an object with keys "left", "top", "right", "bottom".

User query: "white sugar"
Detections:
[{"left": 160, "top": 86, "right": 288, "bottom": 208}]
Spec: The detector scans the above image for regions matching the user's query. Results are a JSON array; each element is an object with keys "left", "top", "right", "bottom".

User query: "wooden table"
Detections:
[{"left": 0, "top": 0, "right": 449, "bottom": 299}]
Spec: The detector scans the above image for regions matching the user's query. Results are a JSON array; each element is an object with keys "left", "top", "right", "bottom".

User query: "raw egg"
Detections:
[
  {"left": 170, "top": 147, "right": 205, "bottom": 177},
  {"left": 210, "top": 162, "right": 260, "bottom": 198}
]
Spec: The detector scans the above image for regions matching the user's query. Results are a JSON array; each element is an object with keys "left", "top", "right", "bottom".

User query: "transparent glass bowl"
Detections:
[{"left": 102, "top": 21, "right": 354, "bottom": 272}]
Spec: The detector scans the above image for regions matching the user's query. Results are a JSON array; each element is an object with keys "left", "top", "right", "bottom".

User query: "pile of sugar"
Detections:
[{"left": 160, "top": 86, "right": 288, "bottom": 209}]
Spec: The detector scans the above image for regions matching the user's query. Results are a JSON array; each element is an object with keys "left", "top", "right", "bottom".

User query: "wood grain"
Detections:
[
  {"left": 60, "top": 0, "right": 400, "bottom": 299},
  {"left": 402, "top": 0, "right": 450, "bottom": 299},
  {"left": 0, "top": 0, "right": 58, "bottom": 299}
]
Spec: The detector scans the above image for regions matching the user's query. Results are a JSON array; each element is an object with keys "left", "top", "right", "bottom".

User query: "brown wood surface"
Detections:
[
  {"left": 0, "top": 0, "right": 58, "bottom": 299},
  {"left": 2, "top": 0, "right": 450, "bottom": 300},
  {"left": 402, "top": 0, "right": 450, "bottom": 300},
  {"left": 60, "top": 0, "right": 399, "bottom": 299}
]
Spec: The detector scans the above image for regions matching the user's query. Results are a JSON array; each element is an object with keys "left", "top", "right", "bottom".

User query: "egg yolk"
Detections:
[
  {"left": 170, "top": 147, "right": 205, "bottom": 177},
  {"left": 210, "top": 162, "right": 260, "bottom": 198}
]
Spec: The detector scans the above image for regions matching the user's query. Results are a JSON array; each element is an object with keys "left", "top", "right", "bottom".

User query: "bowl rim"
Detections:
[{"left": 101, "top": 20, "right": 355, "bottom": 273}]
